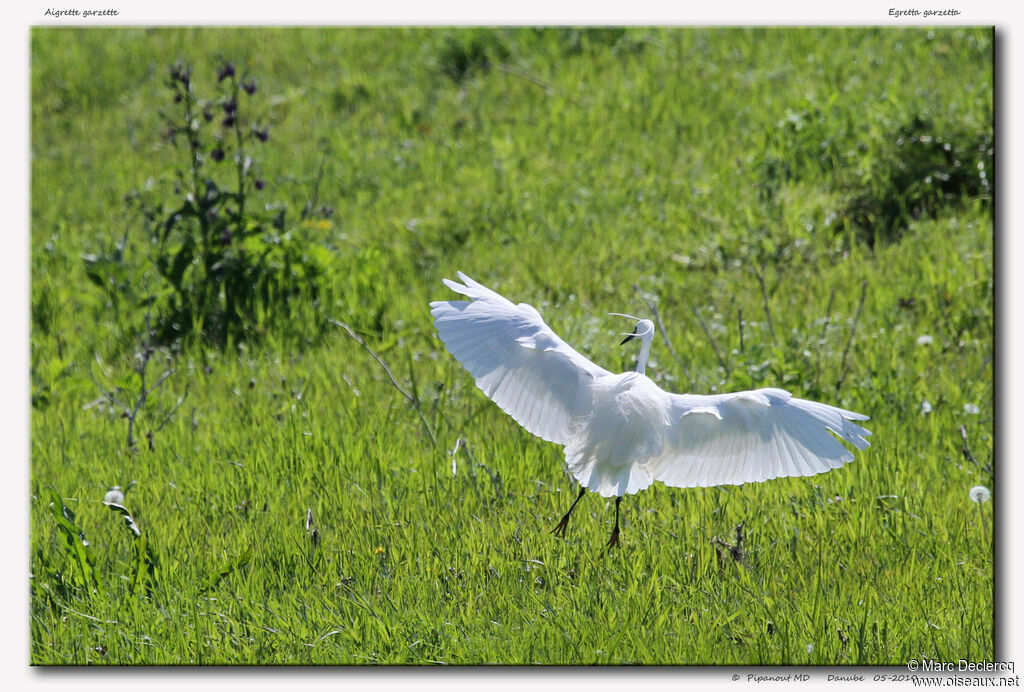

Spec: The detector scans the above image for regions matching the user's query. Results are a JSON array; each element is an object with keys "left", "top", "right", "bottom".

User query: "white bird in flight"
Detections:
[{"left": 430, "top": 272, "right": 871, "bottom": 548}]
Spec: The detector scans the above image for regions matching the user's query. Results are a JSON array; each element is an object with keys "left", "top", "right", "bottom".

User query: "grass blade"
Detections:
[
  {"left": 104, "top": 500, "right": 158, "bottom": 595},
  {"left": 45, "top": 488, "right": 99, "bottom": 593},
  {"left": 199, "top": 544, "right": 253, "bottom": 594}
]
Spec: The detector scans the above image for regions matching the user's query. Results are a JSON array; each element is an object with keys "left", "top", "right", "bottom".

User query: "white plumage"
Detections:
[{"left": 430, "top": 271, "right": 871, "bottom": 546}]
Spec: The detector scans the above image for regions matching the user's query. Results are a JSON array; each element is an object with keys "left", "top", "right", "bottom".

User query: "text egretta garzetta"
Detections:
[{"left": 430, "top": 272, "right": 871, "bottom": 548}]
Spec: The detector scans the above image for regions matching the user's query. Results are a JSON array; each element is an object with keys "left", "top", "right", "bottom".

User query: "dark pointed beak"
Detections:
[{"left": 620, "top": 333, "right": 636, "bottom": 345}]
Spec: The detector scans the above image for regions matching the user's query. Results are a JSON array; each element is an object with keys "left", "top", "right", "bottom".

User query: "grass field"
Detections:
[{"left": 29, "top": 27, "right": 993, "bottom": 665}]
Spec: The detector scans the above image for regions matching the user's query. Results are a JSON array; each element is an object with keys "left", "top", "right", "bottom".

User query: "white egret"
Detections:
[{"left": 430, "top": 272, "right": 871, "bottom": 548}]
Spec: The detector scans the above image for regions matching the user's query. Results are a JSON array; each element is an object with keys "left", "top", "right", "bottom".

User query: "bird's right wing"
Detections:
[
  {"left": 430, "top": 272, "right": 612, "bottom": 445},
  {"left": 644, "top": 388, "right": 871, "bottom": 488}
]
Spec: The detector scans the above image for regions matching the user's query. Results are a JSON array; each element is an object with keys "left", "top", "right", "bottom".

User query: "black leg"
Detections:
[
  {"left": 606, "top": 497, "right": 622, "bottom": 549},
  {"left": 551, "top": 486, "right": 586, "bottom": 538}
]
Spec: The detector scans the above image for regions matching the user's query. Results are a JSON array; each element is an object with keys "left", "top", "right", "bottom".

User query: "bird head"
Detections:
[{"left": 608, "top": 313, "right": 655, "bottom": 345}]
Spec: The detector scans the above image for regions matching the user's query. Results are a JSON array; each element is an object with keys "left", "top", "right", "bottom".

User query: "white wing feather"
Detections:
[
  {"left": 429, "top": 272, "right": 611, "bottom": 445},
  {"left": 644, "top": 388, "right": 871, "bottom": 488}
]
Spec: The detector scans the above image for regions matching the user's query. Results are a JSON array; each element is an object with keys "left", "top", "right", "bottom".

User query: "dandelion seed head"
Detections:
[
  {"left": 104, "top": 487, "right": 125, "bottom": 505},
  {"left": 964, "top": 403, "right": 980, "bottom": 415},
  {"left": 969, "top": 486, "right": 991, "bottom": 504},
  {"left": 917, "top": 334, "right": 934, "bottom": 346}
]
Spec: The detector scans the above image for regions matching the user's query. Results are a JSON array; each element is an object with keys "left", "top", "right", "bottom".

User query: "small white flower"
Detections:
[
  {"left": 969, "top": 486, "right": 991, "bottom": 504},
  {"left": 103, "top": 487, "right": 125, "bottom": 505},
  {"left": 921, "top": 400, "right": 932, "bottom": 415},
  {"left": 964, "top": 403, "right": 980, "bottom": 415},
  {"left": 917, "top": 334, "right": 934, "bottom": 346},
  {"left": 806, "top": 643, "right": 814, "bottom": 654}
]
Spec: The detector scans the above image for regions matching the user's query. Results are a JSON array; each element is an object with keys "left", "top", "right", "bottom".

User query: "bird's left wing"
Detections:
[
  {"left": 430, "top": 272, "right": 612, "bottom": 445},
  {"left": 644, "top": 388, "right": 871, "bottom": 488}
]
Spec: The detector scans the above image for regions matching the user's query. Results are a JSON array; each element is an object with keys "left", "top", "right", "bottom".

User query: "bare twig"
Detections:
[
  {"left": 331, "top": 319, "right": 413, "bottom": 401},
  {"left": 127, "top": 348, "right": 175, "bottom": 452},
  {"left": 632, "top": 283, "right": 694, "bottom": 387},
  {"left": 154, "top": 386, "right": 191, "bottom": 433},
  {"left": 691, "top": 305, "right": 729, "bottom": 374},
  {"left": 959, "top": 425, "right": 980, "bottom": 468},
  {"left": 88, "top": 294, "right": 183, "bottom": 452},
  {"left": 87, "top": 366, "right": 130, "bottom": 416},
  {"left": 497, "top": 64, "right": 583, "bottom": 107},
  {"left": 835, "top": 281, "right": 868, "bottom": 394},
  {"left": 331, "top": 318, "right": 438, "bottom": 447},
  {"left": 89, "top": 345, "right": 175, "bottom": 453},
  {"left": 737, "top": 308, "right": 745, "bottom": 354}
]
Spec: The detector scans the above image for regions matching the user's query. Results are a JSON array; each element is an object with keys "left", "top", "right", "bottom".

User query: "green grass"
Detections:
[{"left": 30, "top": 27, "right": 993, "bottom": 665}]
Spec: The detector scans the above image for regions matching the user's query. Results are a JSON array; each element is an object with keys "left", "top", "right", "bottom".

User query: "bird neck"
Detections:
[{"left": 635, "top": 337, "right": 652, "bottom": 374}]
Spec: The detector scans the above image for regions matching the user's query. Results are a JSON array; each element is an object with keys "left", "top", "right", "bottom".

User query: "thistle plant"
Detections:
[{"left": 116, "top": 59, "right": 332, "bottom": 346}]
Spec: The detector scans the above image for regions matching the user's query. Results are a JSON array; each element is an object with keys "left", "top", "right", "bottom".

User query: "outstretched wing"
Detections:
[
  {"left": 430, "top": 272, "right": 612, "bottom": 445},
  {"left": 644, "top": 388, "right": 871, "bottom": 488}
]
